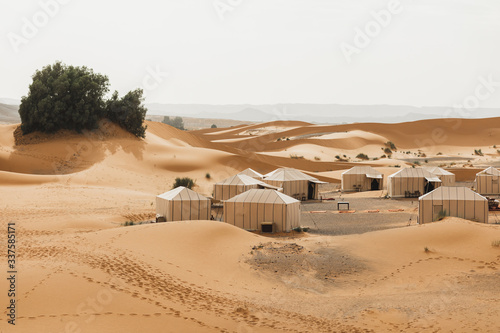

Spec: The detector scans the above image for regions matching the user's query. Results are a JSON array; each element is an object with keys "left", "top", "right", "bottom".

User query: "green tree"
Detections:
[
  {"left": 19, "top": 61, "right": 148, "bottom": 138},
  {"left": 211, "top": 124, "right": 217, "bottom": 128},
  {"left": 106, "top": 89, "right": 148, "bottom": 138},
  {"left": 163, "top": 116, "right": 185, "bottom": 130},
  {"left": 19, "top": 61, "right": 109, "bottom": 134}
]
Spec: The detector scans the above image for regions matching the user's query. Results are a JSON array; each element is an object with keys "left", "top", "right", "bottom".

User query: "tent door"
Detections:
[
  {"left": 424, "top": 181, "right": 435, "bottom": 194},
  {"left": 371, "top": 179, "right": 380, "bottom": 191},
  {"left": 308, "top": 182, "right": 315, "bottom": 200}
]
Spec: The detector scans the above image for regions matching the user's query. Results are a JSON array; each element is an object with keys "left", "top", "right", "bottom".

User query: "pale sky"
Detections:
[{"left": 1, "top": 0, "right": 500, "bottom": 108}]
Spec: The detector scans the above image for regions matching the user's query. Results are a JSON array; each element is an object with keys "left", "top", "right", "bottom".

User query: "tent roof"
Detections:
[
  {"left": 389, "top": 168, "right": 439, "bottom": 179},
  {"left": 225, "top": 189, "right": 300, "bottom": 204},
  {"left": 264, "top": 168, "right": 318, "bottom": 182},
  {"left": 419, "top": 186, "right": 487, "bottom": 201},
  {"left": 157, "top": 186, "right": 210, "bottom": 201},
  {"left": 476, "top": 166, "right": 500, "bottom": 176},
  {"left": 423, "top": 166, "right": 455, "bottom": 176},
  {"left": 215, "top": 174, "right": 267, "bottom": 186},
  {"left": 238, "top": 168, "right": 263, "bottom": 178},
  {"left": 342, "top": 166, "right": 383, "bottom": 176}
]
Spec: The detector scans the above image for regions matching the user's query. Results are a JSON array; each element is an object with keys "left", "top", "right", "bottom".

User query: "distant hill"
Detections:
[
  {"left": 0, "top": 103, "right": 20, "bottom": 124},
  {"left": 146, "top": 103, "right": 500, "bottom": 124},
  {"left": 0, "top": 98, "right": 21, "bottom": 105}
]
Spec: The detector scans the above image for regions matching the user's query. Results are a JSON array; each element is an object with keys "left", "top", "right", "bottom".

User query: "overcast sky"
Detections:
[{"left": 1, "top": 0, "right": 500, "bottom": 108}]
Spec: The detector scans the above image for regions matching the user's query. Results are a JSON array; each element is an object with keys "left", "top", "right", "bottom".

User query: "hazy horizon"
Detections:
[{"left": 2, "top": 0, "right": 500, "bottom": 112}]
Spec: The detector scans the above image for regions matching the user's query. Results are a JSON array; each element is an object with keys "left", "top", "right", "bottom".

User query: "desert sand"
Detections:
[{"left": 1, "top": 118, "right": 500, "bottom": 332}]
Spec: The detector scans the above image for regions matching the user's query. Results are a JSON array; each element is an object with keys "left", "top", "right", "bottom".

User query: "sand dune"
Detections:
[
  {"left": 1, "top": 218, "right": 498, "bottom": 332},
  {"left": 1, "top": 117, "right": 500, "bottom": 332}
]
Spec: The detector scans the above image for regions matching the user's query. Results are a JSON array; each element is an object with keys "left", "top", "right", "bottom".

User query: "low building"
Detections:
[
  {"left": 223, "top": 189, "right": 300, "bottom": 232},
  {"left": 341, "top": 166, "right": 383, "bottom": 192},
  {"left": 419, "top": 186, "right": 488, "bottom": 223},
  {"left": 156, "top": 187, "right": 211, "bottom": 222},
  {"left": 475, "top": 167, "right": 500, "bottom": 195},
  {"left": 263, "top": 168, "right": 326, "bottom": 200},
  {"left": 387, "top": 168, "right": 443, "bottom": 198},
  {"left": 213, "top": 174, "right": 281, "bottom": 201}
]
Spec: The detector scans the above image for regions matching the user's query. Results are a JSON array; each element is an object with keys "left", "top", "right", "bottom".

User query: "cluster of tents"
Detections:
[
  {"left": 341, "top": 166, "right": 455, "bottom": 196},
  {"left": 342, "top": 165, "right": 498, "bottom": 224},
  {"left": 156, "top": 168, "right": 325, "bottom": 232},
  {"left": 156, "top": 165, "right": 499, "bottom": 231}
]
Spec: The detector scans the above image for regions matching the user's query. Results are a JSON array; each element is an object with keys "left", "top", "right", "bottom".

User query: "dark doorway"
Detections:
[
  {"left": 371, "top": 179, "right": 380, "bottom": 190},
  {"left": 308, "top": 182, "right": 315, "bottom": 200},
  {"left": 424, "top": 181, "right": 435, "bottom": 194}
]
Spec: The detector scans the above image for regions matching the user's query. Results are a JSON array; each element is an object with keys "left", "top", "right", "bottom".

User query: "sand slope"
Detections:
[
  {"left": 1, "top": 118, "right": 500, "bottom": 332},
  {"left": 1, "top": 219, "right": 499, "bottom": 332}
]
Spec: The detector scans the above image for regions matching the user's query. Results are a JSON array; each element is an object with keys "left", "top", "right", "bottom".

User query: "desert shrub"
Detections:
[
  {"left": 211, "top": 124, "right": 217, "bottom": 128},
  {"left": 124, "top": 221, "right": 135, "bottom": 226},
  {"left": 492, "top": 240, "right": 500, "bottom": 247},
  {"left": 474, "top": 149, "right": 484, "bottom": 156},
  {"left": 384, "top": 148, "right": 392, "bottom": 155},
  {"left": 163, "top": 116, "right": 185, "bottom": 130},
  {"left": 414, "top": 161, "right": 421, "bottom": 166},
  {"left": 106, "top": 89, "right": 147, "bottom": 138},
  {"left": 380, "top": 154, "right": 387, "bottom": 158},
  {"left": 385, "top": 141, "right": 397, "bottom": 150},
  {"left": 173, "top": 177, "right": 195, "bottom": 189},
  {"left": 425, "top": 159, "right": 429, "bottom": 163},
  {"left": 437, "top": 152, "right": 443, "bottom": 155},
  {"left": 356, "top": 153, "right": 369, "bottom": 160},
  {"left": 335, "top": 155, "right": 340, "bottom": 159},
  {"left": 424, "top": 246, "right": 430, "bottom": 253},
  {"left": 290, "top": 154, "right": 304, "bottom": 159},
  {"left": 205, "top": 173, "right": 211, "bottom": 179},
  {"left": 314, "top": 156, "right": 321, "bottom": 161}
]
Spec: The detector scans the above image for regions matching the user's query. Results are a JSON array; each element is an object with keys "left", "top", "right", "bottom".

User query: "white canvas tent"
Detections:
[
  {"left": 263, "top": 168, "right": 326, "bottom": 200},
  {"left": 237, "top": 168, "right": 264, "bottom": 179},
  {"left": 475, "top": 167, "right": 500, "bottom": 195},
  {"left": 213, "top": 174, "right": 281, "bottom": 201},
  {"left": 419, "top": 186, "right": 488, "bottom": 223},
  {"left": 424, "top": 167, "right": 456, "bottom": 186},
  {"left": 156, "top": 187, "right": 211, "bottom": 222},
  {"left": 387, "top": 168, "right": 442, "bottom": 198},
  {"left": 341, "top": 166, "right": 383, "bottom": 192},
  {"left": 223, "top": 189, "right": 300, "bottom": 232}
]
